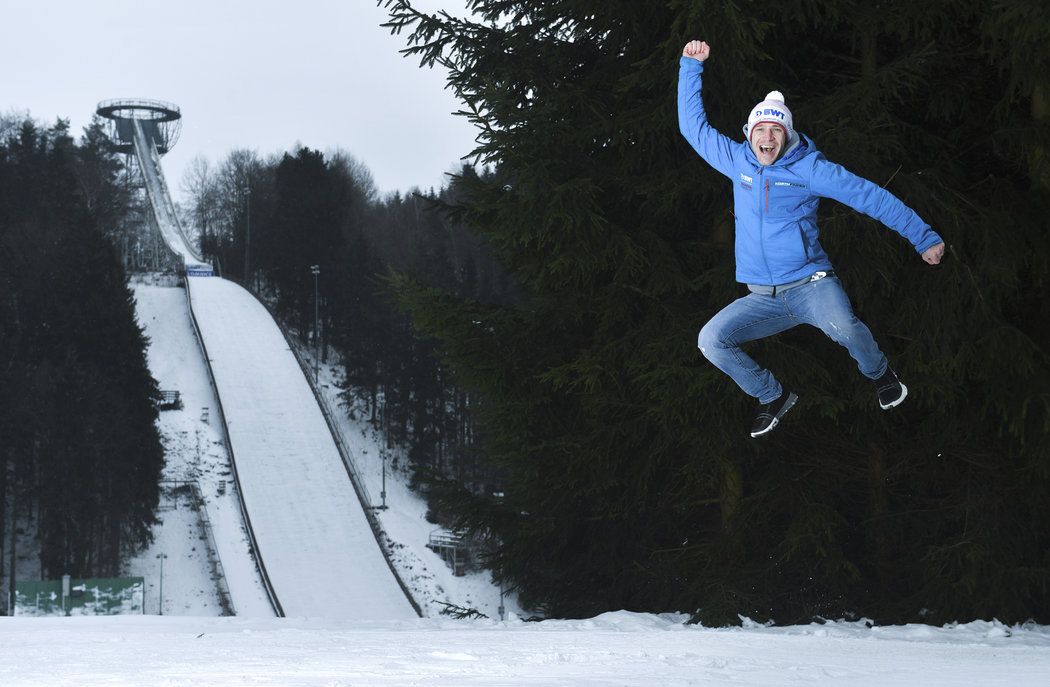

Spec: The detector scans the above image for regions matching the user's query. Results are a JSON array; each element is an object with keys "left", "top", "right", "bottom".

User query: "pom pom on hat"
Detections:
[{"left": 746, "top": 91, "right": 794, "bottom": 141}]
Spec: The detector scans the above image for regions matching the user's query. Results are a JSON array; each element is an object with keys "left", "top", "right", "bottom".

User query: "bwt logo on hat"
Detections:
[{"left": 754, "top": 108, "right": 786, "bottom": 120}]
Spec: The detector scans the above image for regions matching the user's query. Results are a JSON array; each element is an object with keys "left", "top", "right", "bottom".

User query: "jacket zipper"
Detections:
[{"left": 757, "top": 170, "right": 773, "bottom": 285}]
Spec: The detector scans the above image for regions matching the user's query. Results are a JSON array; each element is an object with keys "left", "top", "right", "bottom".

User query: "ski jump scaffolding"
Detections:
[{"left": 97, "top": 99, "right": 418, "bottom": 619}]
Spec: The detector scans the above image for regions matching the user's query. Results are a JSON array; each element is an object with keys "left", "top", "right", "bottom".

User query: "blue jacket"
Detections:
[{"left": 678, "top": 57, "right": 943, "bottom": 286}]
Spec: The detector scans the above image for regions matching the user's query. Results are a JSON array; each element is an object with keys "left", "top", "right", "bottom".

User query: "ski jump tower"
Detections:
[{"left": 96, "top": 99, "right": 210, "bottom": 275}]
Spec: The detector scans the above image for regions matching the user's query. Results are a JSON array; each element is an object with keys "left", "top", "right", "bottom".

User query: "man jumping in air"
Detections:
[{"left": 678, "top": 39, "right": 945, "bottom": 438}]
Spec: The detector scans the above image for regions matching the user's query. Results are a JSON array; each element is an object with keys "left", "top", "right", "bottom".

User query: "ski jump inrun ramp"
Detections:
[{"left": 132, "top": 120, "right": 417, "bottom": 620}]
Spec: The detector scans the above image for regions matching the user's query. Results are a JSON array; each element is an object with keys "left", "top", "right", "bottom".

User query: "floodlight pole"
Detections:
[
  {"left": 156, "top": 553, "right": 168, "bottom": 615},
  {"left": 311, "top": 265, "right": 320, "bottom": 382},
  {"left": 494, "top": 490, "right": 506, "bottom": 620},
  {"left": 243, "top": 184, "right": 251, "bottom": 287},
  {"left": 380, "top": 453, "right": 388, "bottom": 510},
  {"left": 499, "top": 581, "right": 506, "bottom": 622}
]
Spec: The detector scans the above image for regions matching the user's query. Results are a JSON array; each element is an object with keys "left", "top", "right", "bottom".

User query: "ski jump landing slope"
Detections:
[
  {"left": 189, "top": 279, "right": 416, "bottom": 619},
  {"left": 132, "top": 120, "right": 416, "bottom": 620}
]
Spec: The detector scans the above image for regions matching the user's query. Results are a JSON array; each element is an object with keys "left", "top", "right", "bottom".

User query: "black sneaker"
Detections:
[
  {"left": 750, "top": 391, "right": 798, "bottom": 438},
  {"left": 875, "top": 369, "right": 908, "bottom": 409}
]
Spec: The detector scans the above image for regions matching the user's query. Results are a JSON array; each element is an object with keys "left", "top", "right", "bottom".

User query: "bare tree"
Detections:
[
  {"left": 180, "top": 154, "right": 219, "bottom": 248},
  {"left": 327, "top": 148, "right": 379, "bottom": 203},
  {"left": 0, "top": 108, "right": 30, "bottom": 142}
]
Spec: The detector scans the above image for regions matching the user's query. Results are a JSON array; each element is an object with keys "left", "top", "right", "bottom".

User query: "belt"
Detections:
[{"left": 747, "top": 270, "right": 834, "bottom": 296}]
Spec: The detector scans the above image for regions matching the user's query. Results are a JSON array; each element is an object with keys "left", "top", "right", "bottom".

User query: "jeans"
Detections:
[{"left": 698, "top": 276, "right": 888, "bottom": 404}]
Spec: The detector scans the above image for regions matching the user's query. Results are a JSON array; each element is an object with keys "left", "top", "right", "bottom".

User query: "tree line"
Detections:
[{"left": 0, "top": 116, "right": 164, "bottom": 612}]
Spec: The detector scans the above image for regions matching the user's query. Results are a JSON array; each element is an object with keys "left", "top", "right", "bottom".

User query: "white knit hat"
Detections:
[{"left": 745, "top": 91, "right": 794, "bottom": 142}]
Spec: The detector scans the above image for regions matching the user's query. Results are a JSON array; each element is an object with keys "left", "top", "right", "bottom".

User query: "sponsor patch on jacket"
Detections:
[
  {"left": 739, "top": 173, "right": 753, "bottom": 190},
  {"left": 773, "top": 181, "right": 807, "bottom": 189}
]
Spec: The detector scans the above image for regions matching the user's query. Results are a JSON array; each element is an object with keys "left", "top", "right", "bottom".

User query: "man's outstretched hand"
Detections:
[
  {"left": 683, "top": 40, "right": 710, "bottom": 62},
  {"left": 922, "top": 242, "right": 945, "bottom": 265}
]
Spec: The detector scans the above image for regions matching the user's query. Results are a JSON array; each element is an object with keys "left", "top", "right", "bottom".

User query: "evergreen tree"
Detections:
[
  {"left": 383, "top": 0, "right": 1050, "bottom": 623},
  {"left": 260, "top": 147, "right": 346, "bottom": 338},
  {"left": 73, "top": 116, "right": 129, "bottom": 230},
  {"left": 0, "top": 117, "right": 163, "bottom": 592}
]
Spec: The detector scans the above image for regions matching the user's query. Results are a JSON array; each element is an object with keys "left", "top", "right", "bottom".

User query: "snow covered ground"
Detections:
[
  {"left": 128, "top": 277, "right": 273, "bottom": 616},
  {"left": 186, "top": 275, "right": 415, "bottom": 619},
  {"left": 0, "top": 613, "right": 1047, "bottom": 686},
  {"left": 306, "top": 343, "right": 524, "bottom": 621},
  {"left": 131, "top": 278, "right": 520, "bottom": 620}
]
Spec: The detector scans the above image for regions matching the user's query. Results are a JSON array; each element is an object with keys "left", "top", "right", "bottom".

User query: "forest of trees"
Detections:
[
  {"left": 0, "top": 116, "right": 165, "bottom": 612},
  {"left": 373, "top": 0, "right": 1050, "bottom": 625}
]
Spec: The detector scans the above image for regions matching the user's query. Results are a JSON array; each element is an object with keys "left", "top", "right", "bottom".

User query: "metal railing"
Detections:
[
  {"left": 157, "top": 390, "right": 182, "bottom": 410},
  {"left": 427, "top": 530, "right": 471, "bottom": 577}
]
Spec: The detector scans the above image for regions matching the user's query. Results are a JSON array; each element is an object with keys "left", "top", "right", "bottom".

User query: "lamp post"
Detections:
[
  {"left": 156, "top": 553, "right": 168, "bottom": 616},
  {"left": 498, "top": 581, "right": 506, "bottom": 621},
  {"left": 242, "top": 183, "right": 251, "bottom": 287},
  {"left": 310, "top": 265, "right": 320, "bottom": 382},
  {"left": 380, "top": 452, "right": 388, "bottom": 510},
  {"left": 494, "top": 490, "right": 505, "bottom": 620}
]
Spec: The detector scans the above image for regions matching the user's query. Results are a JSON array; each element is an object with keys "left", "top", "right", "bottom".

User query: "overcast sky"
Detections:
[{"left": 2, "top": 0, "right": 474, "bottom": 200}]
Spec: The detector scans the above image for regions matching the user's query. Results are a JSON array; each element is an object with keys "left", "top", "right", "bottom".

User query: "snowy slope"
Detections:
[
  {"left": 187, "top": 275, "right": 416, "bottom": 619},
  {"left": 128, "top": 115, "right": 412, "bottom": 618},
  {"left": 0, "top": 613, "right": 1046, "bottom": 686},
  {"left": 132, "top": 279, "right": 519, "bottom": 618},
  {"left": 129, "top": 279, "right": 273, "bottom": 616}
]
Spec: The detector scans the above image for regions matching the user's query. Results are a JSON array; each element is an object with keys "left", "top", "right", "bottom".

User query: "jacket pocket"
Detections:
[
  {"left": 798, "top": 223, "right": 810, "bottom": 260},
  {"left": 767, "top": 180, "right": 809, "bottom": 217}
]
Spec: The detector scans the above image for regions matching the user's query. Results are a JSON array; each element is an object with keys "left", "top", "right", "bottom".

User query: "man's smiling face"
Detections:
[{"left": 750, "top": 122, "right": 787, "bottom": 165}]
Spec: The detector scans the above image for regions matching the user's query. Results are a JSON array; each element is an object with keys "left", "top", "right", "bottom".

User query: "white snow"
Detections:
[
  {"left": 132, "top": 279, "right": 521, "bottom": 620},
  {"left": 129, "top": 278, "right": 274, "bottom": 616},
  {"left": 0, "top": 613, "right": 1046, "bottom": 686},
  {"left": 186, "top": 275, "right": 415, "bottom": 619},
  {"left": 307, "top": 350, "right": 524, "bottom": 621}
]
